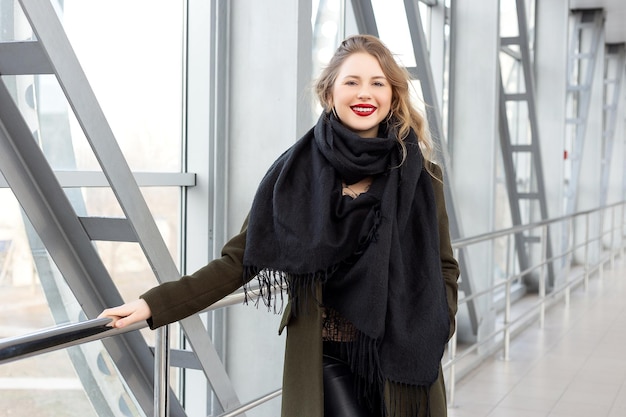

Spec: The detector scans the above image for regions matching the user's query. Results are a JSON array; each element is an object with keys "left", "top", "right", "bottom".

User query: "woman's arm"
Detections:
[{"left": 99, "top": 217, "right": 249, "bottom": 329}]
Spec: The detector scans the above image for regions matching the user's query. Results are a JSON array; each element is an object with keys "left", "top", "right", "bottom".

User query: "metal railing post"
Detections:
[
  {"left": 503, "top": 278, "right": 511, "bottom": 361},
  {"left": 598, "top": 210, "right": 604, "bottom": 281},
  {"left": 154, "top": 325, "right": 170, "bottom": 417},
  {"left": 539, "top": 225, "right": 548, "bottom": 329},
  {"left": 610, "top": 206, "right": 616, "bottom": 269},
  {"left": 584, "top": 213, "right": 590, "bottom": 290},
  {"left": 565, "top": 217, "right": 573, "bottom": 307},
  {"left": 619, "top": 204, "right": 626, "bottom": 261}
]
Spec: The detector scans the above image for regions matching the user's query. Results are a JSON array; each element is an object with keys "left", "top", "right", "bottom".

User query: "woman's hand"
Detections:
[{"left": 98, "top": 299, "right": 152, "bottom": 329}]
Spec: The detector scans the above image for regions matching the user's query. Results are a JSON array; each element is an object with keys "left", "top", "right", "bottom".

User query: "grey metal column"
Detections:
[
  {"left": 182, "top": 0, "right": 235, "bottom": 414},
  {"left": 600, "top": 43, "right": 625, "bottom": 208},
  {"left": 498, "top": 0, "right": 554, "bottom": 289}
]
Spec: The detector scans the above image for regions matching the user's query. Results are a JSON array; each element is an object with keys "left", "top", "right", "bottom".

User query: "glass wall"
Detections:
[{"left": 0, "top": 0, "right": 184, "bottom": 415}]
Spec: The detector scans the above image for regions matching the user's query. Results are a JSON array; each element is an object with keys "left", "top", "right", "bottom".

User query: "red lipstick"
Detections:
[{"left": 350, "top": 104, "right": 377, "bottom": 117}]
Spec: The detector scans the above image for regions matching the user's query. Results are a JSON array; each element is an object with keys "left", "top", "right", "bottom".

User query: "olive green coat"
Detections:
[{"left": 142, "top": 163, "right": 459, "bottom": 417}]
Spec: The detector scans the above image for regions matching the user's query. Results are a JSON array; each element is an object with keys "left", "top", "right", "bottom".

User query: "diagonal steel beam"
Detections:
[
  {"left": 350, "top": 0, "right": 378, "bottom": 36},
  {"left": 0, "top": 79, "right": 164, "bottom": 415},
  {"left": 403, "top": 0, "right": 478, "bottom": 335},
  {"left": 600, "top": 43, "right": 625, "bottom": 207}
]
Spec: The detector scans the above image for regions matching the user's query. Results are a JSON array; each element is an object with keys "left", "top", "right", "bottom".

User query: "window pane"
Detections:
[
  {"left": 62, "top": 0, "right": 184, "bottom": 172},
  {"left": 372, "top": 0, "right": 417, "bottom": 67}
]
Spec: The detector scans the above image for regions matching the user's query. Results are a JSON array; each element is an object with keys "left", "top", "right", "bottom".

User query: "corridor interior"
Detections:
[{"left": 448, "top": 258, "right": 626, "bottom": 417}]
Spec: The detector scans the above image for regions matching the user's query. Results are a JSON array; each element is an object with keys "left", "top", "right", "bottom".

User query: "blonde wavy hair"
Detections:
[{"left": 314, "top": 34, "right": 434, "bottom": 163}]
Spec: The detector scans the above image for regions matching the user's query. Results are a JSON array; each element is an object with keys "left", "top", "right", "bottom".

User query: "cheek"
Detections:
[
  {"left": 381, "top": 95, "right": 392, "bottom": 111},
  {"left": 377, "top": 90, "right": 391, "bottom": 106},
  {"left": 332, "top": 87, "right": 347, "bottom": 104}
]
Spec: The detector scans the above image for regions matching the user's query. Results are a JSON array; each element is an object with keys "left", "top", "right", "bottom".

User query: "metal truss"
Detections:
[
  {"left": 0, "top": 0, "right": 243, "bottom": 415},
  {"left": 564, "top": 9, "right": 604, "bottom": 214},
  {"left": 498, "top": 0, "right": 554, "bottom": 289},
  {"left": 600, "top": 43, "right": 625, "bottom": 207},
  {"left": 561, "top": 8, "right": 604, "bottom": 264}
]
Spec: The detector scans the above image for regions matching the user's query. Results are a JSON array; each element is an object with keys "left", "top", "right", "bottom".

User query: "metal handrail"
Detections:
[
  {"left": 0, "top": 201, "right": 624, "bottom": 416},
  {"left": 451, "top": 200, "right": 624, "bottom": 249},
  {"left": 0, "top": 317, "right": 113, "bottom": 363},
  {"left": 443, "top": 201, "right": 625, "bottom": 406},
  {"left": 0, "top": 289, "right": 255, "bottom": 365}
]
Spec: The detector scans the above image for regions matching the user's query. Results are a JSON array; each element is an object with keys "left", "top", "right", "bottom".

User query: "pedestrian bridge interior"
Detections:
[{"left": 0, "top": 0, "right": 625, "bottom": 416}]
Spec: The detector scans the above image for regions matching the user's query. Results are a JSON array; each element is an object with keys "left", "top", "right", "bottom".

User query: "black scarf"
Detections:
[{"left": 243, "top": 112, "right": 449, "bottom": 414}]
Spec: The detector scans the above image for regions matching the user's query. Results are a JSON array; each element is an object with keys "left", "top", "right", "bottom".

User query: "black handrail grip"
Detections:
[{"left": 0, "top": 317, "right": 112, "bottom": 362}]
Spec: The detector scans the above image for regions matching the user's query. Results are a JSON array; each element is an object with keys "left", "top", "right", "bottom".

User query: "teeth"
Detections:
[{"left": 352, "top": 107, "right": 374, "bottom": 112}]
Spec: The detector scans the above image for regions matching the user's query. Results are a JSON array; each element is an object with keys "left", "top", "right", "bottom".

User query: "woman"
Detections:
[{"left": 100, "top": 34, "right": 459, "bottom": 417}]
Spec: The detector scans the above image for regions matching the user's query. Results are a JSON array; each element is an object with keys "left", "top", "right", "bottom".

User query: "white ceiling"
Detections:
[{"left": 569, "top": 0, "right": 626, "bottom": 44}]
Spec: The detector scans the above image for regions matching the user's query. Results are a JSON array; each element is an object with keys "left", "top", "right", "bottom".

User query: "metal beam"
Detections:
[
  {"left": 564, "top": 9, "right": 604, "bottom": 215},
  {"left": 0, "top": 40, "right": 53, "bottom": 74},
  {"left": 0, "top": 171, "right": 196, "bottom": 188},
  {"left": 350, "top": 0, "right": 378, "bottom": 36},
  {"left": 496, "top": 0, "right": 555, "bottom": 289},
  {"left": 600, "top": 43, "right": 625, "bottom": 207},
  {"left": 403, "top": 0, "right": 478, "bottom": 334},
  {"left": 0, "top": 78, "right": 160, "bottom": 415}
]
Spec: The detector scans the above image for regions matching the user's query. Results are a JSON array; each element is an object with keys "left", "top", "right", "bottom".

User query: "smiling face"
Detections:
[{"left": 331, "top": 52, "right": 393, "bottom": 138}]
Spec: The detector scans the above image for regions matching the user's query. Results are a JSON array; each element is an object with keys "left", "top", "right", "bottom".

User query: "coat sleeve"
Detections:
[
  {"left": 141, "top": 217, "right": 249, "bottom": 329},
  {"left": 429, "top": 163, "right": 460, "bottom": 341}
]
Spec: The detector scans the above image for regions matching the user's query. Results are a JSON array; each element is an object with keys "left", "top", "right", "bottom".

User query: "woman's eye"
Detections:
[
  {"left": 345, "top": 80, "right": 358, "bottom": 86},
  {"left": 373, "top": 81, "right": 385, "bottom": 87}
]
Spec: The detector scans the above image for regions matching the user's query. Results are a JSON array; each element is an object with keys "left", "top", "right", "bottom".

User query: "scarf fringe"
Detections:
[
  {"left": 241, "top": 267, "right": 287, "bottom": 314},
  {"left": 384, "top": 379, "right": 431, "bottom": 417},
  {"left": 329, "top": 326, "right": 432, "bottom": 417},
  {"left": 345, "top": 330, "right": 384, "bottom": 412},
  {"left": 242, "top": 266, "right": 337, "bottom": 316},
  {"left": 242, "top": 206, "right": 382, "bottom": 316},
  {"left": 243, "top": 269, "right": 435, "bottom": 417}
]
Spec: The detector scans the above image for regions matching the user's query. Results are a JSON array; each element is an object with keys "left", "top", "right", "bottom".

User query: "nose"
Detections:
[{"left": 357, "top": 86, "right": 371, "bottom": 99}]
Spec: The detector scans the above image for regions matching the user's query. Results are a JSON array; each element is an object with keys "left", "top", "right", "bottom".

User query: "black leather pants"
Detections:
[{"left": 323, "top": 342, "right": 379, "bottom": 417}]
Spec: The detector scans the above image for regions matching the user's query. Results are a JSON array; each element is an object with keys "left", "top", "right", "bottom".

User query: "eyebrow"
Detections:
[{"left": 341, "top": 75, "right": 387, "bottom": 80}]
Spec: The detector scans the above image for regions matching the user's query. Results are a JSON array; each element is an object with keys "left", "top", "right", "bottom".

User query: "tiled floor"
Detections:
[{"left": 448, "top": 258, "right": 626, "bottom": 417}]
